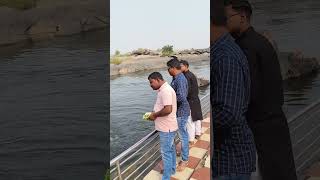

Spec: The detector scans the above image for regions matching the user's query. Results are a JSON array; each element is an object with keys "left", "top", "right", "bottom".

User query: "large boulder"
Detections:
[
  {"left": 197, "top": 77, "right": 209, "bottom": 87},
  {"left": 130, "top": 49, "right": 160, "bottom": 56},
  {"left": 279, "top": 51, "right": 320, "bottom": 79},
  {"left": 0, "top": 0, "right": 107, "bottom": 45},
  {"left": 261, "top": 31, "right": 319, "bottom": 80},
  {"left": 177, "top": 48, "right": 209, "bottom": 55}
]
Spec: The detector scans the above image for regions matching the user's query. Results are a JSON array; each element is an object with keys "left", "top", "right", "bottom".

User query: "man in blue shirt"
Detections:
[
  {"left": 167, "top": 57, "right": 190, "bottom": 172},
  {"left": 211, "top": 1, "right": 256, "bottom": 180}
]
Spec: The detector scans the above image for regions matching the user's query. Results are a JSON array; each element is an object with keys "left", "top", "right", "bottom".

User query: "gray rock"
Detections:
[
  {"left": 130, "top": 49, "right": 159, "bottom": 56},
  {"left": 279, "top": 51, "right": 320, "bottom": 79},
  {"left": 261, "top": 31, "right": 319, "bottom": 80},
  {"left": 0, "top": 0, "right": 106, "bottom": 45},
  {"left": 197, "top": 77, "right": 209, "bottom": 87},
  {"left": 177, "top": 48, "right": 209, "bottom": 55}
]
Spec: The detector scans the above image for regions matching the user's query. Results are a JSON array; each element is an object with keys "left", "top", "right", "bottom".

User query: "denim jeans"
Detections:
[
  {"left": 212, "top": 174, "right": 251, "bottom": 180},
  {"left": 159, "top": 131, "right": 176, "bottom": 180},
  {"left": 177, "top": 116, "right": 189, "bottom": 161}
]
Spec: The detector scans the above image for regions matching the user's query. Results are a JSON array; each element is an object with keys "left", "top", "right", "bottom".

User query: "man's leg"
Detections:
[
  {"left": 159, "top": 131, "right": 174, "bottom": 180},
  {"left": 186, "top": 116, "right": 195, "bottom": 143},
  {"left": 253, "top": 115, "right": 297, "bottom": 180},
  {"left": 170, "top": 131, "right": 176, "bottom": 175},
  {"left": 177, "top": 116, "right": 189, "bottom": 161},
  {"left": 177, "top": 116, "right": 189, "bottom": 172},
  {"left": 195, "top": 120, "right": 202, "bottom": 136}
]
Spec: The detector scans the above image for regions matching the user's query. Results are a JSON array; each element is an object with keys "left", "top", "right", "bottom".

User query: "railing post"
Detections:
[{"left": 116, "top": 161, "right": 123, "bottom": 180}]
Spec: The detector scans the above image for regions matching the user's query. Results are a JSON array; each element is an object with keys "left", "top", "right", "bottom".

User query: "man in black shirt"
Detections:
[
  {"left": 180, "top": 60, "right": 203, "bottom": 145},
  {"left": 224, "top": 1, "right": 297, "bottom": 180}
]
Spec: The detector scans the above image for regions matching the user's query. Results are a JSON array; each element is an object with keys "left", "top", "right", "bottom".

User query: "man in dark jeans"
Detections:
[
  {"left": 211, "top": 1, "right": 256, "bottom": 180},
  {"left": 224, "top": 0, "right": 297, "bottom": 179},
  {"left": 167, "top": 57, "right": 190, "bottom": 172},
  {"left": 180, "top": 60, "right": 203, "bottom": 145}
]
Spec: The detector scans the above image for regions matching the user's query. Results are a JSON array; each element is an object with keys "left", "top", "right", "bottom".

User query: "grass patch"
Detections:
[
  {"left": 110, "top": 51, "right": 131, "bottom": 65},
  {"left": 0, "top": 0, "right": 38, "bottom": 10},
  {"left": 110, "top": 56, "right": 123, "bottom": 65}
]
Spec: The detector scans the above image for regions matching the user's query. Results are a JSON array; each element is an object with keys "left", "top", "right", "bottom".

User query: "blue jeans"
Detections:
[
  {"left": 159, "top": 131, "right": 176, "bottom": 180},
  {"left": 213, "top": 175, "right": 251, "bottom": 180},
  {"left": 177, "top": 116, "right": 189, "bottom": 161}
]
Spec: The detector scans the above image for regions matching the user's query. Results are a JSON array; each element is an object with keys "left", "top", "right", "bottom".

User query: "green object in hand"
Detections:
[{"left": 143, "top": 112, "right": 151, "bottom": 120}]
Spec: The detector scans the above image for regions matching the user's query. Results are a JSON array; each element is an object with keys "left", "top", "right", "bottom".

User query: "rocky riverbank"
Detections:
[
  {"left": 110, "top": 47, "right": 319, "bottom": 81},
  {"left": 0, "top": 0, "right": 106, "bottom": 46},
  {"left": 110, "top": 53, "right": 209, "bottom": 76}
]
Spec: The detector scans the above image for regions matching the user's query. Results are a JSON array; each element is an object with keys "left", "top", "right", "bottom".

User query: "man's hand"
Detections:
[{"left": 149, "top": 112, "right": 157, "bottom": 121}]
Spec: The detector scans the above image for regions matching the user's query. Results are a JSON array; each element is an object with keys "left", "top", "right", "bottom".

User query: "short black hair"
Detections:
[
  {"left": 167, "top": 57, "right": 181, "bottom": 70},
  {"left": 225, "top": 0, "right": 252, "bottom": 20},
  {"left": 180, "top": 60, "right": 189, "bottom": 67},
  {"left": 170, "top": 55, "right": 178, "bottom": 60},
  {"left": 211, "top": 0, "right": 227, "bottom": 26},
  {"left": 148, "top": 72, "right": 164, "bottom": 81}
]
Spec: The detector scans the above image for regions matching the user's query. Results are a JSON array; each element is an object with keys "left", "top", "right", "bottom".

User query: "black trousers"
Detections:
[{"left": 250, "top": 112, "right": 297, "bottom": 180}]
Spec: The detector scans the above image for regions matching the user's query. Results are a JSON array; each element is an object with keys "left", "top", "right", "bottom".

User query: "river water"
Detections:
[
  {"left": 251, "top": 0, "right": 320, "bottom": 117},
  {"left": 0, "top": 30, "right": 107, "bottom": 180},
  {"left": 111, "top": 0, "right": 320, "bottom": 159}
]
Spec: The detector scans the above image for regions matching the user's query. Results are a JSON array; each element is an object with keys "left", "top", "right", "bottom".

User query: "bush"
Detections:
[
  {"left": 114, "top": 50, "right": 121, "bottom": 56},
  {"left": 161, "top": 45, "right": 174, "bottom": 56},
  {"left": 110, "top": 56, "right": 122, "bottom": 65}
]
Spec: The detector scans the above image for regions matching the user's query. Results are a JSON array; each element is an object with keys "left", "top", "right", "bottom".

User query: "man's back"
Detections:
[
  {"left": 211, "top": 33, "right": 256, "bottom": 177},
  {"left": 171, "top": 73, "right": 190, "bottom": 118},
  {"left": 235, "top": 27, "right": 284, "bottom": 123},
  {"left": 235, "top": 27, "right": 297, "bottom": 180},
  {"left": 183, "top": 70, "right": 199, "bottom": 100},
  {"left": 183, "top": 70, "right": 203, "bottom": 121}
]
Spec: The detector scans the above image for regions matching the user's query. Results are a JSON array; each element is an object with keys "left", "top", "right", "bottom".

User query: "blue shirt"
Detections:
[
  {"left": 211, "top": 33, "right": 256, "bottom": 176},
  {"left": 171, "top": 73, "right": 190, "bottom": 117}
]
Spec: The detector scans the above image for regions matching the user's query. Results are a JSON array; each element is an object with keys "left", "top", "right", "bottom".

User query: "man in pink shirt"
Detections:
[{"left": 148, "top": 72, "right": 178, "bottom": 180}]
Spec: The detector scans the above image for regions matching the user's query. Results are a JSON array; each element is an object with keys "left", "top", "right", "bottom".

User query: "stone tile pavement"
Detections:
[{"left": 143, "top": 116, "right": 211, "bottom": 180}]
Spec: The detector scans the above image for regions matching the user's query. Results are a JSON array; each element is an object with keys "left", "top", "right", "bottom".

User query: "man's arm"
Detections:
[
  {"left": 150, "top": 90, "right": 174, "bottom": 120},
  {"left": 151, "top": 105, "right": 172, "bottom": 119},
  {"left": 258, "top": 42, "right": 284, "bottom": 105},
  {"left": 185, "top": 74, "right": 192, "bottom": 99},
  {"left": 190, "top": 72, "right": 199, "bottom": 96},
  {"left": 240, "top": 47, "right": 260, "bottom": 106},
  {"left": 175, "top": 77, "right": 188, "bottom": 103},
  {"left": 211, "top": 55, "right": 247, "bottom": 128}
]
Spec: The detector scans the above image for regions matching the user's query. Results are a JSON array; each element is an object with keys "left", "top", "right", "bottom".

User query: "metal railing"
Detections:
[
  {"left": 288, "top": 98, "right": 320, "bottom": 177},
  {"left": 110, "top": 93, "right": 210, "bottom": 180}
]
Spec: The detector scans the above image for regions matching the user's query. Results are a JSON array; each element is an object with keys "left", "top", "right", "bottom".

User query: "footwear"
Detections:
[
  {"left": 176, "top": 151, "right": 181, "bottom": 157},
  {"left": 177, "top": 160, "right": 188, "bottom": 172},
  {"left": 189, "top": 141, "right": 195, "bottom": 148},
  {"left": 195, "top": 135, "right": 201, "bottom": 140}
]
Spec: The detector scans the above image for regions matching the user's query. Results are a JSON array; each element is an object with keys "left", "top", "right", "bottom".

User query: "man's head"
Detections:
[
  {"left": 180, "top": 60, "right": 189, "bottom": 72},
  {"left": 210, "top": 0, "right": 228, "bottom": 43},
  {"left": 148, "top": 72, "right": 165, "bottom": 90},
  {"left": 224, "top": 0, "right": 252, "bottom": 34},
  {"left": 167, "top": 57, "right": 181, "bottom": 77}
]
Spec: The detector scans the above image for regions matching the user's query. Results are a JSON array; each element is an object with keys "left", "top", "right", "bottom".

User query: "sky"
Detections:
[{"left": 110, "top": 0, "right": 210, "bottom": 54}]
